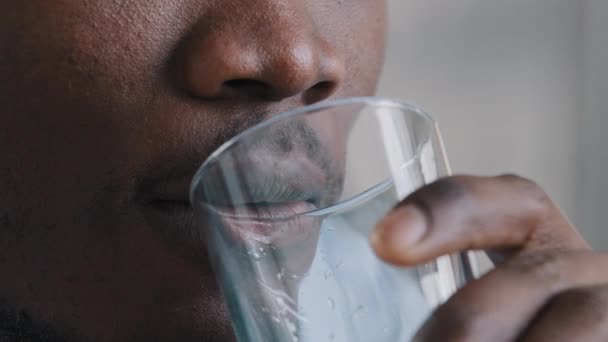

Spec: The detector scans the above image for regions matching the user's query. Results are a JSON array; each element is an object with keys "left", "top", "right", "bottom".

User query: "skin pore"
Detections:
[{"left": 3, "top": 1, "right": 608, "bottom": 342}]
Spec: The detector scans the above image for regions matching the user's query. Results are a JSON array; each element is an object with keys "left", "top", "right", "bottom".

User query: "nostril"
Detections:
[
  {"left": 221, "top": 79, "right": 275, "bottom": 100},
  {"left": 303, "top": 81, "right": 336, "bottom": 104},
  {"left": 311, "top": 81, "right": 334, "bottom": 93},
  {"left": 222, "top": 79, "right": 336, "bottom": 103},
  {"left": 224, "top": 79, "right": 267, "bottom": 90}
]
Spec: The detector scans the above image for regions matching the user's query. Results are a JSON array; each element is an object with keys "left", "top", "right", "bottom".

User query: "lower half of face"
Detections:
[{"left": 0, "top": 0, "right": 387, "bottom": 340}]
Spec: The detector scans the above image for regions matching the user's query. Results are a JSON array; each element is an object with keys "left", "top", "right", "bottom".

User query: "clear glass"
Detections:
[{"left": 190, "top": 97, "right": 481, "bottom": 342}]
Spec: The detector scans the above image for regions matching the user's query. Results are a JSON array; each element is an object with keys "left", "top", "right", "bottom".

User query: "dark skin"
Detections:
[{"left": 0, "top": 1, "right": 605, "bottom": 341}]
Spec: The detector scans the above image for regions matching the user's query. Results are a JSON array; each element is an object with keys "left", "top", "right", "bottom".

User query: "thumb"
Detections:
[{"left": 370, "top": 175, "right": 588, "bottom": 266}]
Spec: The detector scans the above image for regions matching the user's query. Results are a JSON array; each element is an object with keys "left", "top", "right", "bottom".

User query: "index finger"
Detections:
[{"left": 370, "top": 175, "right": 589, "bottom": 266}]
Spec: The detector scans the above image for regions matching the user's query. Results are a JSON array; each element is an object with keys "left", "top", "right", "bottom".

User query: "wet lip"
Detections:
[
  {"left": 196, "top": 162, "right": 322, "bottom": 245},
  {"left": 210, "top": 200, "right": 318, "bottom": 220},
  {"left": 211, "top": 201, "right": 320, "bottom": 246}
]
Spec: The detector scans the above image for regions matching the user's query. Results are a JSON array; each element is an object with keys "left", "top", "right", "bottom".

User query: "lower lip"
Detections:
[{"left": 206, "top": 201, "right": 321, "bottom": 247}]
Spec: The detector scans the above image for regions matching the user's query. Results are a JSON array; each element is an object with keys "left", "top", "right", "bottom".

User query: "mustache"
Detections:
[
  {"left": 249, "top": 119, "right": 330, "bottom": 174},
  {"left": 197, "top": 118, "right": 344, "bottom": 212}
]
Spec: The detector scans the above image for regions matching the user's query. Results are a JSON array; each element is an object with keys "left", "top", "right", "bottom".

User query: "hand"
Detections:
[{"left": 371, "top": 175, "right": 608, "bottom": 341}]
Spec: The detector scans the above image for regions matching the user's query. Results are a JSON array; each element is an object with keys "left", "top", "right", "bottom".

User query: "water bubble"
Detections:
[
  {"left": 286, "top": 320, "right": 298, "bottom": 342},
  {"left": 247, "top": 249, "right": 263, "bottom": 260},
  {"left": 335, "top": 260, "right": 344, "bottom": 269},
  {"left": 277, "top": 297, "right": 286, "bottom": 307},
  {"left": 286, "top": 320, "right": 297, "bottom": 333},
  {"left": 327, "top": 297, "right": 335, "bottom": 310},
  {"left": 272, "top": 316, "right": 281, "bottom": 324},
  {"left": 351, "top": 305, "right": 368, "bottom": 320}
]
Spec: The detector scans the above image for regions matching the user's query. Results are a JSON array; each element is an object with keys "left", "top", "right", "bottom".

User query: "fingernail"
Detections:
[{"left": 371, "top": 205, "right": 427, "bottom": 260}]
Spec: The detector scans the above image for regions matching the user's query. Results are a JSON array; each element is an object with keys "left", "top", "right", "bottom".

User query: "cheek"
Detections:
[
  {"left": 0, "top": 0, "right": 197, "bottom": 297},
  {"left": 0, "top": 1, "right": 191, "bottom": 208}
]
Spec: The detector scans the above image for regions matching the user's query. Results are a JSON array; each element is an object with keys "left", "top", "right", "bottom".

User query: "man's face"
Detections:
[{"left": 0, "top": 1, "right": 386, "bottom": 340}]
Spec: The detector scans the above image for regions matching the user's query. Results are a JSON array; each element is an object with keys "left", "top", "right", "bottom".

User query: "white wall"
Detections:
[
  {"left": 377, "top": 1, "right": 600, "bottom": 244},
  {"left": 580, "top": 0, "right": 608, "bottom": 248}
]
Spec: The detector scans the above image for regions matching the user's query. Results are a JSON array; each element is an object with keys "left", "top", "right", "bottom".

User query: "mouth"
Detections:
[
  {"left": 199, "top": 172, "right": 323, "bottom": 216},
  {"left": 134, "top": 110, "right": 340, "bottom": 262},
  {"left": 193, "top": 153, "right": 329, "bottom": 251},
  {"left": 140, "top": 187, "right": 319, "bottom": 217},
  {"left": 136, "top": 159, "right": 325, "bottom": 250}
]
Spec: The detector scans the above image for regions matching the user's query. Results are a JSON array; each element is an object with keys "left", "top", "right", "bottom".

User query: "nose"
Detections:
[{"left": 177, "top": 3, "right": 345, "bottom": 104}]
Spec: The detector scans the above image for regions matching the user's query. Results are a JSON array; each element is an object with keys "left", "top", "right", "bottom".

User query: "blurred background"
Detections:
[{"left": 378, "top": 0, "right": 607, "bottom": 248}]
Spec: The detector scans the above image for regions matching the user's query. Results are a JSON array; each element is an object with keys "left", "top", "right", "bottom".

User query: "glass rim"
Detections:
[{"left": 189, "top": 96, "right": 436, "bottom": 218}]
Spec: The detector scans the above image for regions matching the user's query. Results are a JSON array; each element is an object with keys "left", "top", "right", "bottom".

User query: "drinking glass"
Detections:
[{"left": 190, "top": 97, "right": 484, "bottom": 342}]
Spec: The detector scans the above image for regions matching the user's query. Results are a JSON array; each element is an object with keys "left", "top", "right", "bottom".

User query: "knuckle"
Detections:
[
  {"left": 498, "top": 173, "right": 554, "bottom": 221},
  {"left": 498, "top": 174, "right": 546, "bottom": 199}
]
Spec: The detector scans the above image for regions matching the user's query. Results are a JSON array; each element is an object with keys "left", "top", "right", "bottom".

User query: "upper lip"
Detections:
[
  {"left": 135, "top": 155, "right": 325, "bottom": 211},
  {"left": 193, "top": 150, "right": 326, "bottom": 212}
]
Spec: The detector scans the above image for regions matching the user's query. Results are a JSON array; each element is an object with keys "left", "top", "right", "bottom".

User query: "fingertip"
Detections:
[{"left": 370, "top": 205, "right": 428, "bottom": 265}]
